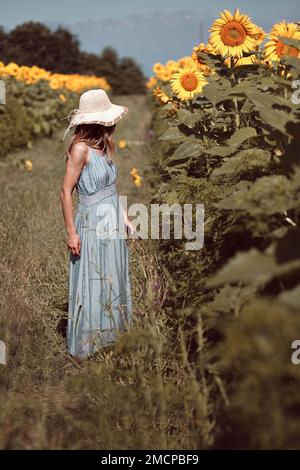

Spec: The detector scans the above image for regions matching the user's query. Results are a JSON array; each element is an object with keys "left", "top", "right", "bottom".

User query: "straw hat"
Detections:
[{"left": 62, "top": 89, "right": 128, "bottom": 140}]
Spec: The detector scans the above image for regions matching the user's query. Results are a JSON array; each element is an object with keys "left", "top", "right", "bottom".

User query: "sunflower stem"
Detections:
[
  {"left": 230, "top": 57, "right": 237, "bottom": 86},
  {"left": 189, "top": 98, "right": 194, "bottom": 113},
  {"left": 229, "top": 57, "right": 240, "bottom": 128}
]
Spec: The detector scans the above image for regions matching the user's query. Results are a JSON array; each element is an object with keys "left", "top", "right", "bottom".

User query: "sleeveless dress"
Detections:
[{"left": 67, "top": 146, "right": 132, "bottom": 359}]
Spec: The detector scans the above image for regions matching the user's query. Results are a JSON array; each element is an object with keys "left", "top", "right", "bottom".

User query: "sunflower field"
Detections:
[
  {"left": 147, "top": 9, "right": 300, "bottom": 448},
  {"left": 0, "top": 61, "right": 110, "bottom": 158}
]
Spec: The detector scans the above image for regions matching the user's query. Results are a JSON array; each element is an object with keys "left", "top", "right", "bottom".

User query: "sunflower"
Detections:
[
  {"left": 153, "top": 63, "right": 164, "bottom": 75},
  {"left": 209, "top": 9, "right": 258, "bottom": 58},
  {"left": 159, "top": 69, "right": 173, "bottom": 82},
  {"left": 16, "top": 66, "right": 31, "bottom": 82},
  {"left": 118, "top": 139, "right": 127, "bottom": 149},
  {"left": 252, "top": 25, "right": 266, "bottom": 46},
  {"left": 166, "top": 60, "right": 179, "bottom": 74},
  {"left": 49, "top": 77, "right": 61, "bottom": 90},
  {"left": 193, "top": 42, "right": 216, "bottom": 55},
  {"left": 146, "top": 76, "right": 158, "bottom": 89},
  {"left": 130, "top": 168, "right": 142, "bottom": 187},
  {"left": 170, "top": 66, "right": 207, "bottom": 101},
  {"left": 177, "top": 56, "right": 195, "bottom": 69},
  {"left": 153, "top": 86, "right": 170, "bottom": 105},
  {"left": 191, "top": 43, "right": 216, "bottom": 75},
  {"left": 4, "top": 62, "right": 19, "bottom": 76},
  {"left": 24, "top": 160, "right": 33, "bottom": 171},
  {"left": 133, "top": 176, "right": 142, "bottom": 188},
  {"left": 130, "top": 168, "right": 138, "bottom": 177},
  {"left": 264, "top": 21, "right": 300, "bottom": 62}
]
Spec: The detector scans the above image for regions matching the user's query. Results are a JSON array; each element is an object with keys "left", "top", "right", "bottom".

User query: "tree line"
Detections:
[{"left": 0, "top": 21, "right": 146, "bottom": 94}]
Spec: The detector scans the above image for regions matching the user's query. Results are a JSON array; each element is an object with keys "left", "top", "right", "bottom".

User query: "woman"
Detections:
[{"left": 61, "top": 89, "right": 136, "bottom": 361}]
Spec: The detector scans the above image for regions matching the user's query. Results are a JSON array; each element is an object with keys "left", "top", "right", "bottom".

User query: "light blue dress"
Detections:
[{"left": 67, "top": 146, "right": 132, "bottom": 359}]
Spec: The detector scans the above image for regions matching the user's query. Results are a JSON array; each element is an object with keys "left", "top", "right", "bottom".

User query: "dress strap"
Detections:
[{"left": 87, "top": 146, "right": 94, "bottom": 165}]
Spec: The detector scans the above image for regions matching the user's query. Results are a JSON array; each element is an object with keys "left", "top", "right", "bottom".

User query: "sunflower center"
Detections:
[
  {"left": 220, "top": 21, "right": 247, "bottom": 46},
  {"left": 276, "top": 40, "right": 299, "bottom": 58},
  {"left": 180, "top": 72, "right": 198, "bottom": 91}
]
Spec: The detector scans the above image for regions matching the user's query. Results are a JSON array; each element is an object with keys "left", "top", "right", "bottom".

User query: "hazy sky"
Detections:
[{"left": 1, "top": 0, "right": 299, "bottom": 27}]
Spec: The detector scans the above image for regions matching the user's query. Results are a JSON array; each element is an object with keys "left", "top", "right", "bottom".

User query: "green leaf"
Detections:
[
  {"left": 206, "top": 249, "right": 277, "bottom": 287},
  {"left": 206, "top": 128, "right": 257, "bottom": 157},
  {"left": 167, "top": 136, "right": 203, "bottom": 167},
  {"left": 240, "top": 100, "right": 255, "bottom": 114},
  {"left": 280, "top": 56, "right": 300, "bottom": 73},
  {"left": 41, "top": 121, "right": 51, "bottom": 134},
  {"left": 227, "top": 127, "right": 257, "bottom": 148},
  {"left": 159, "top": 126, "right": 186, "bottom": 143},
  {"left": 212, "top": 149, "right": 271, "bottom": 178},
  {"left": 215, "top": 175, "right": 295, "bottom": 215},
  {"left": 176, "top": 108, "right": 201, "bottom": 128},
  {"left": 280, "top": 284, "right": 300, "bottom": 310},
  {"left": 202, "top": 79, "right": 231, "bottom": 106},
  {"left": 246, "top": 90, "right": 297, "bottom": 133},
  {"left": 206, "top": 145, "right": 233, "bottom": 157},
  {"left": 33, "top": 123, "right": 41, "bottom": 134}
]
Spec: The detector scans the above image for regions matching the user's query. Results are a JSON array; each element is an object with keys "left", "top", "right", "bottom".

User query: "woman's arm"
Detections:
[
  {"left": 121, "top": 205, "right": 141, "bottom": 240},
  {"left": 61, "top": 143, "right": 88, "bottom": 256}
]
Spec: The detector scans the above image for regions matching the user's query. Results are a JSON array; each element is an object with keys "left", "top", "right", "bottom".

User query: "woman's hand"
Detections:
[
  {"left": 121, "top": 204, "right": 141, "bottom": 241},
  {"left": 125, "top": 221, "right": 141, "bottom": 241},
  {"left": 67, "top": 233, "right": 81, "bottom": 256}
]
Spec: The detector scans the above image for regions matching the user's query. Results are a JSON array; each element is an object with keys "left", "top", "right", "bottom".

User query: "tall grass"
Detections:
[{"left": 0, "top": 95, "right": 211, "bottom": 449}]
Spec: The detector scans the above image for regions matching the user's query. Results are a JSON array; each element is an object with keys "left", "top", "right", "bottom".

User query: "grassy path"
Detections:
[{"left": 0, "top": 95, "right": 165, "bottom": 448}]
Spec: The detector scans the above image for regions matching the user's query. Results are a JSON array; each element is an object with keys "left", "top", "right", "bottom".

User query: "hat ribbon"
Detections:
[{"left": 61, "top": 108, "right": 82, "bottom": 141}]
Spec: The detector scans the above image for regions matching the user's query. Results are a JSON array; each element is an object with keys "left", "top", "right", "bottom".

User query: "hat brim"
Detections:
[{"left": 69, "top": 104, "right": 128, "bottom": 128}]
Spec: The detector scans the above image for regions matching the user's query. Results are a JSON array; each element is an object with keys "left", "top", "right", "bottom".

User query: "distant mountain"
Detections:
[{"left": 43, "top": 10, "right": 279, "bottom": 76}]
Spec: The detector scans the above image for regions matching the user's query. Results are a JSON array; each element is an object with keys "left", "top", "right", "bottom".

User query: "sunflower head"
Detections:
[
  {"left": 209, "top": 9, "right": 259, "bottom": 58},
  {"left": 153, "top": 86, "right": 170, "bottom": 105},
  {"left": 264, "top": 21, "right": 300, "bottom": 62},
  {"left": 177, "top": 56, "right": 195, "bottom": 69},
  {"left": 118, "top": 139, "right": 127, "bottom": 149},
  {"left": 170, "top": 66, "right": 207, "bottom": 101},
  {"left": 252, "top": 26, "right": 266, "bottom": 45},
  {"left": 5, "top": 62, "right": 19, "bottom": 76},
  {"left": 166, "top": 60, "right": 178, "bottom": 73},
  {"left": 191, "top": 52, "right": 212, "bottom": 75},
  {"left": 146, "top": 76, "right": 158, "bottom": 89},
  {"left": 191, "top": 43, "right": 216, "bottom": 75},
  {"left": 24, "top": 160, "right": 33, "bottom": 171},
  {"left": 153, "top": 63, "right": 163, "bottom": 73},
  {"left": 160, "top": 69, "right": 172, "bottom": 82}
]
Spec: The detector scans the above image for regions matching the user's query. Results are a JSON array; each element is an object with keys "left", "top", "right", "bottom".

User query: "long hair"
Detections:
[{"left": 65, "top": 123, "right": 116, "bottom": 162}]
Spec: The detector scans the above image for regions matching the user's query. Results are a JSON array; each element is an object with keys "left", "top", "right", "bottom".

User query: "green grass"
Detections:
[{"left": 0, "top": 95, "right": 209, "bottom": 450}]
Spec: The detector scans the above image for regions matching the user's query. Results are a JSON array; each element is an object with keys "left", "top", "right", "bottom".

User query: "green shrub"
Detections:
[{"left": 0, "top": 76, "right": 77, "bottom": 159}]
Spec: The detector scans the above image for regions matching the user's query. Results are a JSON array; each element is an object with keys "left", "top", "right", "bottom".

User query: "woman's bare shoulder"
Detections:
[{"left": 67, "top": 141, "right": 89, "bottom": 165}]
